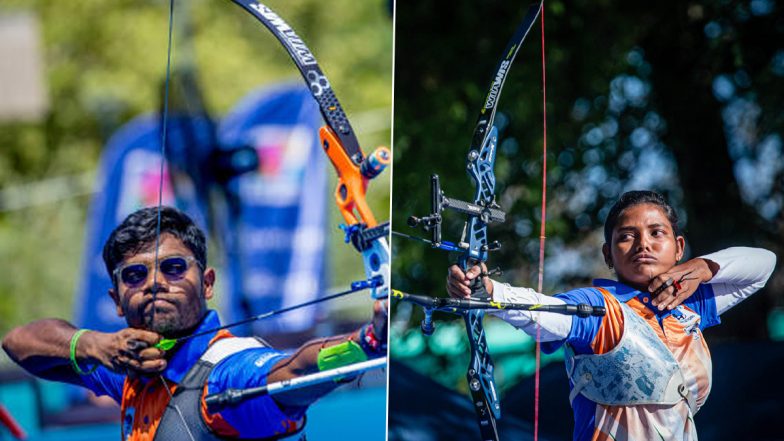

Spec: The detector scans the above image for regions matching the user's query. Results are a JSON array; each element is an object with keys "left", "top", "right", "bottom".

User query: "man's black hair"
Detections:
[
  {"left": 603, "top": 190, "right": 680, "bottom": 244},
  {"left": 102, "top": 206, "right": 207, "bottom": 280}
]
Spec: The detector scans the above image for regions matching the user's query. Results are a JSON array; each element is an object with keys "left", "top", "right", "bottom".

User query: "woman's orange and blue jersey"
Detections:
[{"left": 542, "top": 279, "right": 719, "bottom": 441}]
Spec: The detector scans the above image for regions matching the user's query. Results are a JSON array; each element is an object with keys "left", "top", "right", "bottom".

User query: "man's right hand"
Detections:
[
  {"left": 446, "top": 264, "right": 493, "bottom": 299},
  {"left": 81, "top": 328, "right": 166, "bottom": 375}
]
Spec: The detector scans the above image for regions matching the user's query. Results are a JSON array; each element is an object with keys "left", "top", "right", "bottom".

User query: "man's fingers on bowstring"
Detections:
[
  {"left": 118, "top": 347, "right": 144, "bottom": 364},
  {"left": 109, "top": 353, "right": 134, "bottom": 374},
  {"left": 124, "top": 329, "right": 162, "bottom": 346},
  {"left": 124, "top": 358, "right": 167, "bottom": 374},
  {"left": 113, "top": 352, "right": 166, "bottom": 374},
  {"left": 137, "top": 346, "right": 166, "bottom": 362},
  {"left": 136, "top": 358, "right": 167, "bottom": 374}
]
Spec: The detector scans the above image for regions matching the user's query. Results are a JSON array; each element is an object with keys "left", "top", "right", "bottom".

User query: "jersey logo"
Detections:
[{"left": 674, "top": 306, "right": 701, "bottom": 339}]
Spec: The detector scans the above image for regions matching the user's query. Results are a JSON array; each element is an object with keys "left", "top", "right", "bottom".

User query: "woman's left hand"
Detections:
[{"left": 649, "top": 258, "right": 716, "bottom": 311}]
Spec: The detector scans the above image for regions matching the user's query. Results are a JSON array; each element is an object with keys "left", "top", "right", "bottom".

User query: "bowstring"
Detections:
[
  {"left": 160, "top": 375, "right": 198, "bottom": 441},
  {"left": 534, "top": 2, "right": 548, "bottom": 441},
  {"left": 155, "top": 1, "right": 196, "bottom": 440},
  {"left": 153, "top": 0, "right": 175, "bottom": 323}
]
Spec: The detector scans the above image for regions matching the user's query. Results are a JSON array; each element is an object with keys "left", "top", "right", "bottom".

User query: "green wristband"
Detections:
[{"left": 70, "top": 329, "right": 98, "bottom": 376}]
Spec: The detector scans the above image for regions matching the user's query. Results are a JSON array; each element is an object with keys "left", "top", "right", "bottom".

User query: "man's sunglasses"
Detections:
[{"left": 113, "top": 256, "right": 201, "bottom": 287}]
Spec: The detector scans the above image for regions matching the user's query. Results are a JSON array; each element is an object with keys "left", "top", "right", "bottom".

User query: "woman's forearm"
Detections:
[
  {"left": 487, "top": 280, "right": 573, "bottom": 342},
  {"left": 699, "top": 247, "right": 777, "bottom": 315}
]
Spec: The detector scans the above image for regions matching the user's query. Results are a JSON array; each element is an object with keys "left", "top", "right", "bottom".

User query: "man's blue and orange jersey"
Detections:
[{"left": 78, "top": 310, "right": 304, "bottom": 440}]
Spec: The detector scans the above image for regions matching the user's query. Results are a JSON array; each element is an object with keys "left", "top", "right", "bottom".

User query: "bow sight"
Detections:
[{"left": 407, "top": 173, "right": 505, "bottom": 256}]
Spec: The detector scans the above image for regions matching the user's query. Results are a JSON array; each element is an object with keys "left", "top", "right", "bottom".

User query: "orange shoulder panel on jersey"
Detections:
[
  {"left": 200, "top": 382, "right": 242, "bottom": 438},
  {"left": 198, "top": 329, "right": 243, "bottom": 437},
  {"left": 590, "top": 287, "right": 625, "bottom": 355}
]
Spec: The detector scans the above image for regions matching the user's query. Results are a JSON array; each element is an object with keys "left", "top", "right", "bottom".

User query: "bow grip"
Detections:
[
  {"left": 320, "top": 126, "right": 378, "bottom": 227},
  {"left": 468, "top": 275, "right": 492, "bottom": 302},
  {"left": 459, "top": 256, "right": 492, "bottom": 302}
]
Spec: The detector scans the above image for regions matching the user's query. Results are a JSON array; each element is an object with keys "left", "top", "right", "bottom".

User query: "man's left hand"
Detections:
[{"left": 371, "top": 299, "right": 388, "bottom": 345}]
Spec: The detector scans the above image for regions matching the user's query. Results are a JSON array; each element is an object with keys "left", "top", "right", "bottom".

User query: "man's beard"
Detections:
[
  {"left": 145, "top": 310, "right": 182, "bottom": 335},
  {"left": 143, "top": 305, "right": 203, "bottom": 338}
]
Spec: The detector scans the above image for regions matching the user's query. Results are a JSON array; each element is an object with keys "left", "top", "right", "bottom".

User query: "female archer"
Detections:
[{"left": 447, "top": 190, "right": 776, "bottom": 441}]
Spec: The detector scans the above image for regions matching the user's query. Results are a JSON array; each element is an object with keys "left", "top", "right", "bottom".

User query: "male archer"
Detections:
[{"left": 2, "top": 206, "right": 387, "bottom": 440}]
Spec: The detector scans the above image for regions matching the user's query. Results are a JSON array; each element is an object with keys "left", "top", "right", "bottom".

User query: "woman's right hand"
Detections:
[{"left": 446, "top": 263, "right": 493, "bottom": 299}]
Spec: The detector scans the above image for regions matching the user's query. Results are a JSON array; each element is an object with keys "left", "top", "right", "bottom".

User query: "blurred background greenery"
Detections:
[
  {"left": 0, "top": 0, "right": 392, "bottom": 364},
  {"left": 390, "top": 0, "right": 783, "bottom": 418}
]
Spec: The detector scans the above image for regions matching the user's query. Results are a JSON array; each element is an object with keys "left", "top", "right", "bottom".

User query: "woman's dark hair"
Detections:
[
  {"left": 102, "top": 206, "right": 207, "bottom": 279},
  {"left": 603, "top": 190, "right": 680, "bottom": 244}
]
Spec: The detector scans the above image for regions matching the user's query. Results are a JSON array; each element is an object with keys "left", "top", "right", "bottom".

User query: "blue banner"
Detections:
[
  {"left": 216, "top": 83, "right": 326, "bottom": 335},
  {"left": 74, "top": 83, "right": 326, "bottom": 339}
]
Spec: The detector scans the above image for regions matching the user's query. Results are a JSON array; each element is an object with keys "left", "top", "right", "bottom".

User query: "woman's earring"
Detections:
[{"left": 607, "top": 262, "right": 613, "bottom": 270}]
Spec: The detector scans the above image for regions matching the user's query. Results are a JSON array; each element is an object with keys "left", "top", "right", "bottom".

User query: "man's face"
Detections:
[
  {"left": 108, "top": 233, "right": 214, "bottom": 335},
  {"left": 602, "top": 203, "right": 685, "bottom": 290}
]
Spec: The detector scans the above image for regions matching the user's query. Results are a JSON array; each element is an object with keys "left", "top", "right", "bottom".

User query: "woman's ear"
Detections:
[
  {"left": 675, "top": 235, "right": 685, "bottom": 262},
  {"left": 602, "top": 243, "right": 613, "bottom": 269}
]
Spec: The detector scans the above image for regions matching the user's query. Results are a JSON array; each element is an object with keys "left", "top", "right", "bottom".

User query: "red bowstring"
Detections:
[{"left": 534, "top": 2, "right": 548, "bottom": 441}]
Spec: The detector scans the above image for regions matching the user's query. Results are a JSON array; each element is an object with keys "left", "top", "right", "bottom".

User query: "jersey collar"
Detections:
[
  {"left": 163, "top": 309, "right": 221, "bottom": 383},
  {"left": 592, "top": 278, "right": 681, "bottom": 319}
]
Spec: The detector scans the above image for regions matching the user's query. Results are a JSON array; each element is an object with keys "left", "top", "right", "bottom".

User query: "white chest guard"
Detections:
[{"left": 564, "top": 300, "right": 696, "bottom": 413}]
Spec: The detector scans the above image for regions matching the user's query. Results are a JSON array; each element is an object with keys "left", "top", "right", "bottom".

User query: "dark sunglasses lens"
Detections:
[
  {"left": 160, "top": 257, "right": 189, "bottom": 277},
  {"left": 121, "top": 264, "right": 148, "bottom": 285}
]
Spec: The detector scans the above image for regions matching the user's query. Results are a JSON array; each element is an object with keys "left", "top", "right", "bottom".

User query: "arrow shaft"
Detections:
[{"left": 204, "top": 357, "right": 387, "bottom": 412}]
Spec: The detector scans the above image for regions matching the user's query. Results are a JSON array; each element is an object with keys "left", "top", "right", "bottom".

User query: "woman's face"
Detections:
[{"left": 602, "top": 203, "right": 685, "bottom": 291}]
